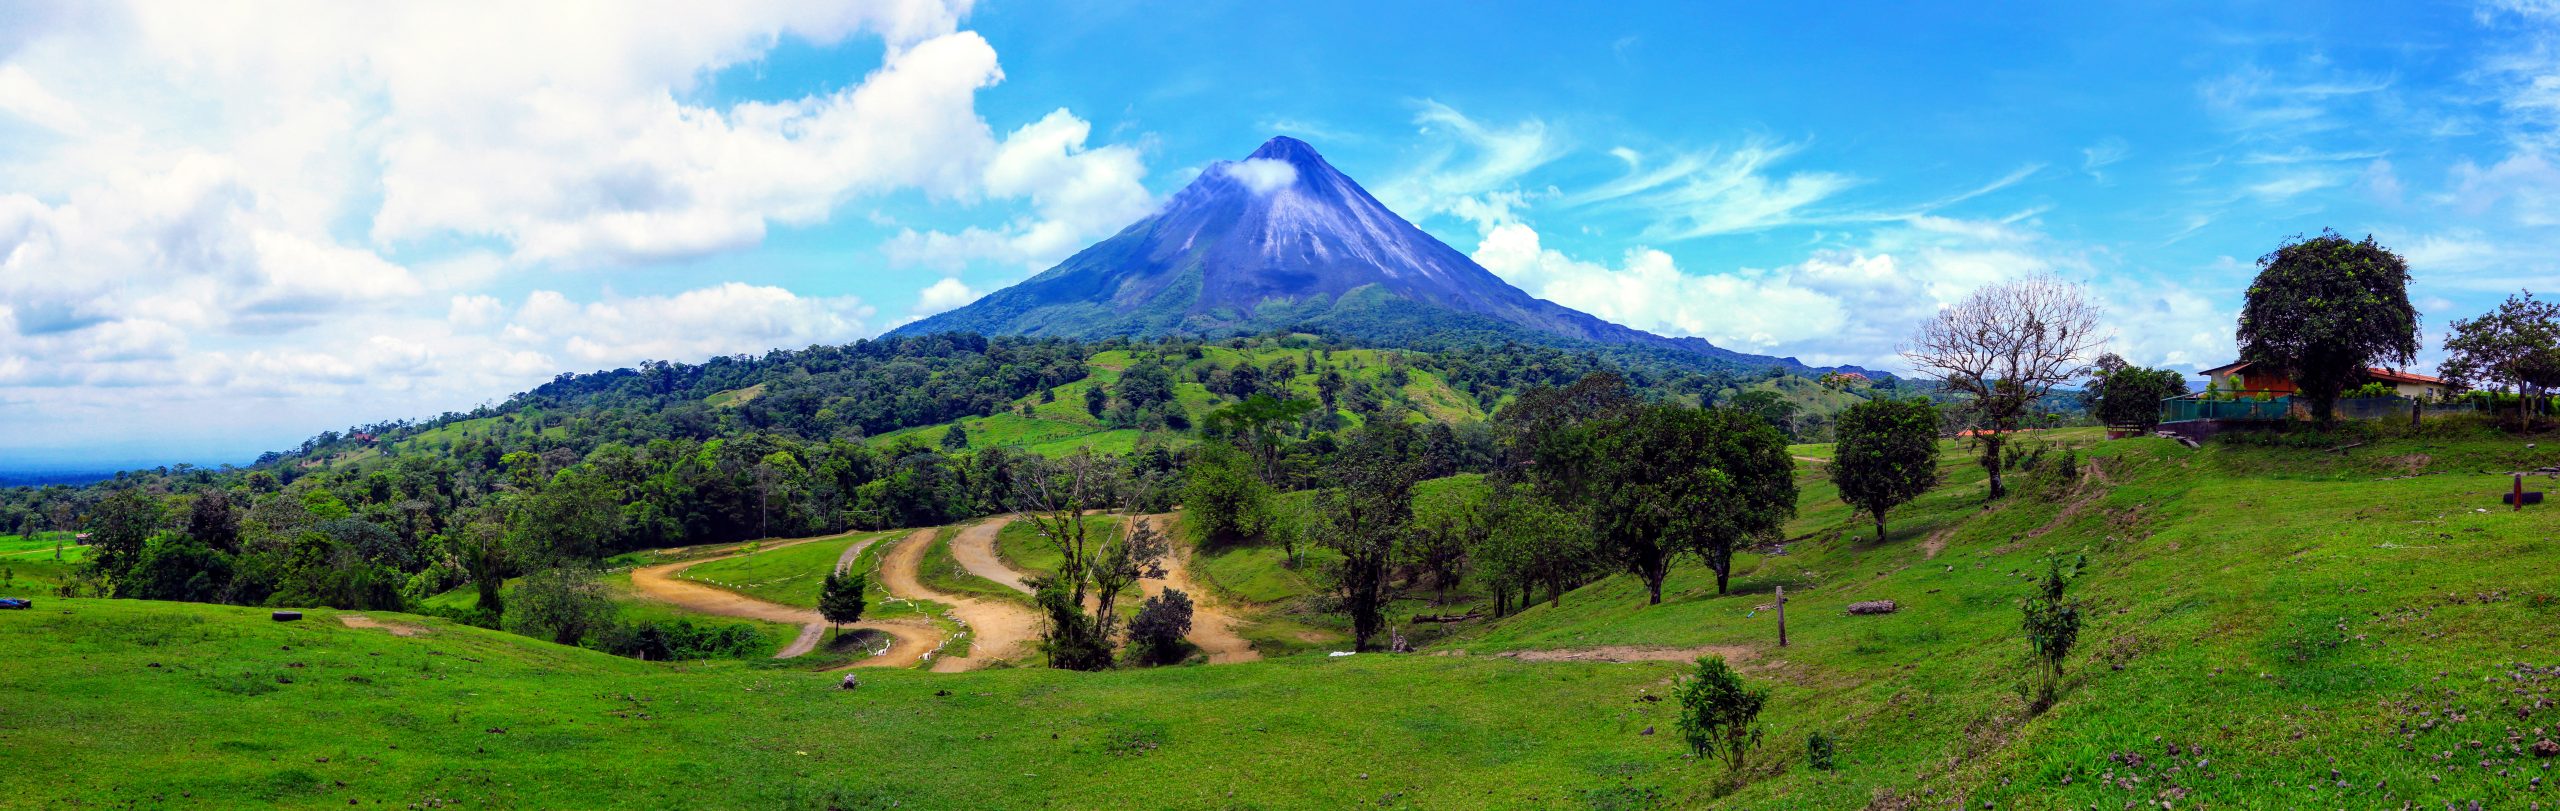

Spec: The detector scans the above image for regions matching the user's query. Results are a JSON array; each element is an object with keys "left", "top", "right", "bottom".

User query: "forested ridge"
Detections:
[{"left": 0, "top": 331, "right": 1886, "bottom": 630}]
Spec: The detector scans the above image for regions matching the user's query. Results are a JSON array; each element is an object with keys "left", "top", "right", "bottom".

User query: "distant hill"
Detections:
[{"left": 893, "top": 137, "right": 1866, "bottom": 377}]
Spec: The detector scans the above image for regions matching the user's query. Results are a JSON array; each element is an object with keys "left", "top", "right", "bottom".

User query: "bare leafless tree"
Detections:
[{"left": 1901, "top": 275, "right": 2107, "bottom": 500}]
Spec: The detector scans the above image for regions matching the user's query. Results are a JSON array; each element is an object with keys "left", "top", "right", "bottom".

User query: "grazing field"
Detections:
[
  {"left": 9, "top": 424, "right": 2559, "bottom": 809},
  {"left": 0, "top": 531, "right": 83, "bottom": 561},
  {"left": 676, "top": 531, "right": 895, "bottom": 609}
]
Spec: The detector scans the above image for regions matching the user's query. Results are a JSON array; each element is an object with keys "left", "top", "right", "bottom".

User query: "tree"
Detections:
[
  {"left": 940, "top": 422, "right": 971, "bottom": 451},
  {"left": 1083, "top": 385, "right": 1108, "bottom": 418},
  {"left": 1314, "top": 423, "right": 1426, "bottom": 651},
  {"left": 1013, "top": 453, "right": 1165, "bottom": 670},
  {"left": 1729, "top": 390, "right": 1798, "bottom": 438},
  {"left": 818, "top": 570, "right": 868, "bottom": 638},
  {"left": 1202, "top": 394, "right": 1317, "bottom": 484},
  {"left": 504, "top": 566, "right": 617, "bottom": 646},
  {"left": 2021, "top": 552, "right": 2087, "bottom": 709},
  {"left": 1407, "top": 480, "right": 1486, "bottom": 604},
  {"left": 2083, "top": 353, "right": 2189, "bottom": 432},
  {"left": 2439, "top": 291, "right": 2560, "bottom": 430},
  {"left": 1491, "top": 371, "right": 1637, "bottom": 481},
  {"left": 184, "top": 489, "right": 241, "bottom": 553},
  {"left": 1180, "top": 441, "right": 1274, "bottom": 548},
  {"left": 1675, "top": 655, "right": 1768, "bottom": 773},
  {"left": 1829, "top": 398, "right": 1942, "bottom": 542},
  {"left": 1127, "top": 588, "right": 1195, "bottom": 665},
  {"left": 84, "top": 488, "right": 165, "bottom": 590},
  {"left": 513, "top": 467, "right": 623, "bottom": 562},
  {"left": 1904, "top": 275, "right": 2106, "bottom": 500},
  {"left": 1535, "top": 404, "right": 1796, "bottom": 602},
  {"left": 1475, "top": 488, "right": 1593, "bottom": 616},
  {"left": 455, "top": 513, "right": 511, "bottom": 619},
  {"left": 2236, "top": 230, "right": 2421, "bottom": 426}
]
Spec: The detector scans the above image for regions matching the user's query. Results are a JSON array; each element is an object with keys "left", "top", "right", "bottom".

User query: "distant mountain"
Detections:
[{"left": 893, "top": 137, "right": 1859, "bottom": 376}]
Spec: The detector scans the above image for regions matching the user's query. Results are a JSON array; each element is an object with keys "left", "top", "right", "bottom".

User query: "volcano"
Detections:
[{"left": 892, "top": 136, "right": 1830, "bottom": 373}]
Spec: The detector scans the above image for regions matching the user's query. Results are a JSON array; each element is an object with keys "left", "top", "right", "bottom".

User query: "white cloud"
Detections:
[
  {"left": 2081, "top": 137, "right": 2129, "bottom": 180},
  {"left": 1374, "top": 102, "right": 1566, "bottom": 225},
  {"left": 503, "top": 283, "right": 876, "bottom": 366},
  {"left": 1571, "top": 138, "right": 1863, "bottom": 240},
  {"left": 912, "top": 277, "right": 982, "bottom": 315},
  {"left": 1221, "top": 158, "right": 1298, "bottom": 194},
  {"left": 0, "top": 1, "right": 1163, "bottom": 455},
  {"left": 883, "top": 109, "right": 1155, "bottom": 270},
  {"left": 1467, "top": 213, "right": 2232, "bottom": 373},
  {"left": 447, "top": 295, "right": 503, "bottom": 328}
]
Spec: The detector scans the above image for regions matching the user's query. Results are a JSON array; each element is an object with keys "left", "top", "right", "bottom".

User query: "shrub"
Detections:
[
  {"left": 1674, "top": 655, "right": 1768, "bottom": 773},
  {"left": 1806, "top": 731, "right": 1837, "bottom": 772},
  {"left": 1127, "top": 588, "right": 1195, "bottom": 665},
  {"left": 2021, "top": 553, "right": 2088, "bottom": 710},
  {"left": 503, "top": 567, "right": 617, "bottom": 646},
  {"left": 595, "top": 618, "right": 761, "bottom": 661}
]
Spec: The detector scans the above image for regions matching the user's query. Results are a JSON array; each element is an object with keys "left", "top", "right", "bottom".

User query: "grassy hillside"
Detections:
[
  {"left": 11, "top": 422, "right": 2556, "bottom": 808},
  {"left": 1, "top": 599, "right": 1693, "bottom": 809},
  {"left": 868, "top": 344, "right": 1489, "bottom": 458}
]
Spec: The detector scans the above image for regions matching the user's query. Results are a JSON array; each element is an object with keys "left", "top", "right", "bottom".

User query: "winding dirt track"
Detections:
[
  {"left": 948, "top": 513, "right": 1259, "bottom": 664},
  {"left": 876, "top": 525, "right": 1042, "bottom": 673},
  {"left": 626, "top": 533, "right": 934, "bottom": 668}
]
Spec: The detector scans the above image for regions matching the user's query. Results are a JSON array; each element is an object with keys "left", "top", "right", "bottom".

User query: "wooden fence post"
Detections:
[
  {"left": 2518, "top": 473, "right": 2528, "bottom": 513},
  {"left": 1776, "top": 585, "right": 1788, "bottom": 648}
]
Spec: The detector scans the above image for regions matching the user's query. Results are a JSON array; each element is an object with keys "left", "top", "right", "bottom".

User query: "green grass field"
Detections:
[
  {"left": 676, "top": 531, "right": 894, "bottom": 609},
  {"left": 0, "top": 530, "right": 86, "bottom": 562},
  {"left": 990, "top": 515, "right": 1123, "bottom": 580},
  {"left": 11, "top": 421, "right": 2560, "bottom": 808}
]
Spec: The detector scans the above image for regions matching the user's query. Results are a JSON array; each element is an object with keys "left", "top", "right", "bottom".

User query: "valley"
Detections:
[{"left": 7, "top": 428, "right": 2556, "bottom": 808}]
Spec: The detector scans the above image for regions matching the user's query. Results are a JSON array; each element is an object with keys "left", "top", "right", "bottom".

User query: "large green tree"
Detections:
[
  {"left": 2439, "top": 291, "right": 2560, "bottom": 429},
  {"left": 1829, "top": 398, "right": 1942, "bottom": 542},
  {"left": 1314, "top": 423, "right": 1426, "bottom": 650},
  {"left": 84, "top": 488, "right": 166, "bottom": 592},
  {"left": 818, "top": 570, "right": 868, "bottom": 639},
  {"left": 2083, "top": 354, "right": 2189, "bottom": 432},
  {"left": 2236, "top": 230, "right": 2422, "bottom": 425},
  {"left": 1536, "top": 404, "right": 1797, "bottom": 602}
]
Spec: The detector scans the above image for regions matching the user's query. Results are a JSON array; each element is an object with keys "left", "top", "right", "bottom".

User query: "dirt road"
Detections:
[
  {"left": 876, "top": 526, "right": 1042, "bottom": 673},
  {"left": 957, "top": 513, "right": 1260, "bottom": 664},
  {"left": 1140, "top": 517, "right": 1259, "bottom": 664},
  {"left": 627, "top": 533, "right": 934, "bottom": 667},
  {"left": 947, "top": 516, "right": 1033, "bottom": 594}
]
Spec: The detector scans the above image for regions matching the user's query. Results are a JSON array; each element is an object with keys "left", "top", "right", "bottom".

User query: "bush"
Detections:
[
  {"left": 1674, "top": 655, "right": 1768, "bottom": 773},
  {"left": 594, "top": 618, "right": 762, "bottom": 661},
  {"left": 1806, "top": 731, "right": 1837, "bottom": 772},
  {"left": 2021, "top": 553, "right": 2087, "bottom": 710},
  {"left": 1127, "top": 588, "right": 1196, "bottom": 665},
  {"left": 503, "top": 567, "right": 617, "bottom": 646}
]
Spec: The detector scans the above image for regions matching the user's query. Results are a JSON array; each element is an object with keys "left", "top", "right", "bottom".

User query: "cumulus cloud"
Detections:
[
  {"left": 883, "top": 109, "right": 1155, "bottom": 270},
  {"left": 503, "top": 282, "right": 877, "bottom": 365},
  {"left": 912, "top": 277, "right": 982, "bottom": 315},
  {"left": 0, "top": 1, "right": 1146, "bottom": 455},
  {"left": 1221, "top": 158, "right": 1298, "bottom": 194},
  {"left": 1471, "top": 213, "right": 2235, "bottom": 373}
]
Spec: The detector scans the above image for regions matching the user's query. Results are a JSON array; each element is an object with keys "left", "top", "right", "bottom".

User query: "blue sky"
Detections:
[{"left": 3, "top": 1, "right": 2557, "bottom": 466}]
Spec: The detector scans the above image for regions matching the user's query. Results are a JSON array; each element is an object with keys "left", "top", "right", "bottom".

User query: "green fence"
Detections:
[
  {"left": 2160, "top": 395, "right": 2292, "bottom": 424},
  {"left": 2161, "top": 394, "right": 2429, "bottom": 424}
]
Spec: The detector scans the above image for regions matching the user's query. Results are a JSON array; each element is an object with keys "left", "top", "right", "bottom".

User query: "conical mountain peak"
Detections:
[
  {"left": 891, "top": 136, "right": 1827, "bottom": 375},
  {"left": 1246, "top": 135, "right": 1328, "bottom": 167}
]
